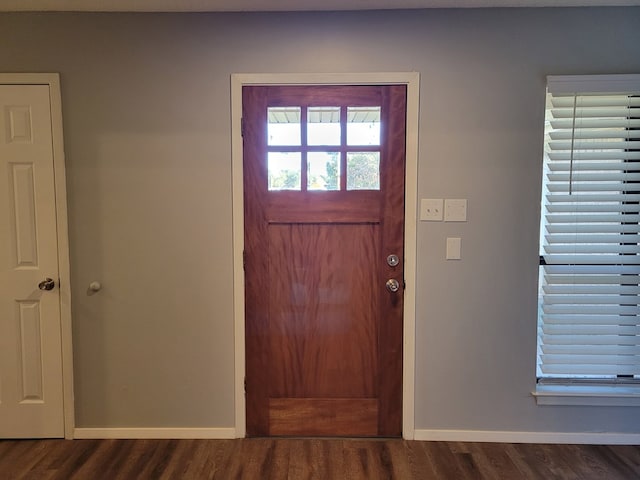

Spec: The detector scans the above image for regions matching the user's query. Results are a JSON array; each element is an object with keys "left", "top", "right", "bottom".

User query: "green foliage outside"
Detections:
[
  {"left": 269, "top": 152, "right": 379, "bottom": 191},
  {"left": 347, "top": 153, "right": 380, "bottom": 190}
]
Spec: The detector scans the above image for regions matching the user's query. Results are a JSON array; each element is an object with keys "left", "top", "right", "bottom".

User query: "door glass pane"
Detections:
[
  {"left": 268, "top": 152, "right": 301, "bottom": 190},
  {"left": 347, "top": 152, "right": 380, "bottom": 190},
  {"left": 308, "top": 152, "right": 340, "bottom": 191},
  {"left": 268, "top": 107, "right": 301, "bottom": 146},
  {"left": 347, "top": 107, "right": 381, "bottom": 146},
  {"left": 308, "top": 107, "right": 341, "bottom": 146}
]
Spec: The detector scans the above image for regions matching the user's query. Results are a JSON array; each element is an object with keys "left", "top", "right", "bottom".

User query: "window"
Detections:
[
  {"left": 266, "top": 106, "right": 381, "bottom": 191},
  {"left": 536, "top": 75, "right": 640, "bottom": 405}
]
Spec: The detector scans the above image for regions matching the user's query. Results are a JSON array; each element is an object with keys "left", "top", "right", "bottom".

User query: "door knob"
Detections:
[
  {"left": 38, "top": 278, "right": 55, "bottom": 291},
  {"left": 386, "top": 278, "right": 400, "bottom": 293}
]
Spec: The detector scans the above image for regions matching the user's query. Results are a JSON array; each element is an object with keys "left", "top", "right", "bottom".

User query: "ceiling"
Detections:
[{"left": 1, "top": 0, "right": 640, "bottom": 12}]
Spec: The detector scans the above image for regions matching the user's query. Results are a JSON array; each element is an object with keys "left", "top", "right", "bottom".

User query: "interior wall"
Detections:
[{"left": 1, "top": 7, "right": 639, "bottom": 433}]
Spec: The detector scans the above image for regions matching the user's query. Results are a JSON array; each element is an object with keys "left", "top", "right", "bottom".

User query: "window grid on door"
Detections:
[{"left": 267, "top": 105, "right": 381, "bottom": 192}]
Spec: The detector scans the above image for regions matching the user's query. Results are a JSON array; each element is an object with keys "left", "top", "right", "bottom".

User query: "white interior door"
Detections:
[{"left": 0, "top": 84, "right": 64, "bottom": 438}]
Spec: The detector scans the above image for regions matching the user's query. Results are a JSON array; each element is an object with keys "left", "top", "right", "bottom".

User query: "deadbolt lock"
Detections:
[{"left": 387, "top": 254, "right": 400, "bottom": 267}]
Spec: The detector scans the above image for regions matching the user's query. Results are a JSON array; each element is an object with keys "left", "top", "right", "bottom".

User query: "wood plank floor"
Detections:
[{"left": 0, "top": 438, "right": 639, "bottom": 479}]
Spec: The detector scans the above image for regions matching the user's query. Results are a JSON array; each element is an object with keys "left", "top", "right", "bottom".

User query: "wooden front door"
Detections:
[
  {"left": 243, "top": 85, "right": 406, "bottom": 437},
  {"left": 0, "top": 84, "right": 64, "bottom": 438}
]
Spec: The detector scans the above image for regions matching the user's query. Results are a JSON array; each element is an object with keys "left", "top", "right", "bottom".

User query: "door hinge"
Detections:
[
  {"left": 244, "top": 377, "right": 247, "bottom": 394},
  {"left": 241, "top": 117, "right": 245, "bottom": 138},
  {"left": 243, "top": 250, "right": 246, "bottom": 271}
]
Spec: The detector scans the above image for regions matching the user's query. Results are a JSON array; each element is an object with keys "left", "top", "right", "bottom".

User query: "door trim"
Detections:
[
  {"left": 0, "top": 73, "right": 74, "bottom": 439},
  {"left": 231, "top": 72, "right": 419, "bottom": 439}
]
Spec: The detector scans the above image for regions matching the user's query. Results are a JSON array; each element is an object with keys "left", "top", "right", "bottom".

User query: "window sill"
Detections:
[{"left": 533, "top": 385, "right": 640, "bottom": 407}]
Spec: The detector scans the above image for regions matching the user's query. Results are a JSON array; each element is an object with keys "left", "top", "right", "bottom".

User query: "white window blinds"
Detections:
[{"left": 538, "top": 75, "right": 640, "bottom": 380}]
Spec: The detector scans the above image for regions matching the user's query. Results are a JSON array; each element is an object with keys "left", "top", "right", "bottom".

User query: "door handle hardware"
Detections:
[
  {"left": 386, "top": 278, "right": 400, "bottom": 293},
  {"left": 38, "top": 278, "right": 55, "bottom": 291},
  {"left": 387, "top": 254, "right": 400, "bottom": 267}
]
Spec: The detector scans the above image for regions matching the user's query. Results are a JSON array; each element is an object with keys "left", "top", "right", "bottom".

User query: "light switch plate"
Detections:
[
  {"left": 420, "top": 198, "right": 443, "bottom": 221},
  {"left": 446, "top": 237, "right": 462, "bottom": 260},
  {"left": 444, "top": 199, "right": 467, "bottom": 222}
]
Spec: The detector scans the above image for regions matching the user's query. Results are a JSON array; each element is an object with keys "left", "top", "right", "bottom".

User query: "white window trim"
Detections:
[
  {"left": 533, "top": 384, "right": 640, "bottom": 407},
  {"left": 535, "top": 73, "right": 640, "bottom": 407}
]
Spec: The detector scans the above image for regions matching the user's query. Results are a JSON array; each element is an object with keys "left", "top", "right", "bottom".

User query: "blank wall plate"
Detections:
[
  {"left": 446, "top": 237, "right": 462, "bottom": 260},
  {"left": 420, "top": 198, "right": 443, "bottom": 221},
  {"left": 444, "top": 199, "right": 467, "bottom": 222}
]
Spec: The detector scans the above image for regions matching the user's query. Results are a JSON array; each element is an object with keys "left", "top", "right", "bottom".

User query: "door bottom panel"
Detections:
[{"left": 269, "top": 398, "right": 378, "bottom": 436}]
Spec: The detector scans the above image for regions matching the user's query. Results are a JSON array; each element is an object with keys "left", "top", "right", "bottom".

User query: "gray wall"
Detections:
[{"left": 1, "top": 7, "right": 639, "bottom": 433}]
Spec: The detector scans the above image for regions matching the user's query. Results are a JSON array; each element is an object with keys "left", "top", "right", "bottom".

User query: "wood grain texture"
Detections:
[
  {"left": 243, "top": 85, "right": 271, "bottom": 436},
  {"left": 269, "top": 398, "right": 378, "bottom": 436},
  {"left": 377, "top": 84, "right": 406, "bottom": 436},
  {"left": 266, "top": 191, "right": 381, "bottom": 224},
  {"left": 1, "top": 438, "right": 639, "bottom": 480},
  {"left": 244, "top": 85, "right": 406, "bottom": 436},
  {"left": 268, "top": 224, "right": 379, "bottom": 399}
]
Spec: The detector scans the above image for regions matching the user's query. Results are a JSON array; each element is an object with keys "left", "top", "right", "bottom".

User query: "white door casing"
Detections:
[
  {"left": 0, "top": 75, "right": 73, "bottom": 439},
  {"left": 230, "top": 73, "right": 420, "bottom": 439}
]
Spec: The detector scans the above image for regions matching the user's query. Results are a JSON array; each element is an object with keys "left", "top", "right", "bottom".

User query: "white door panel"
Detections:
[{"left": 0, "top": 84, "right": 64, "bottom": 438}]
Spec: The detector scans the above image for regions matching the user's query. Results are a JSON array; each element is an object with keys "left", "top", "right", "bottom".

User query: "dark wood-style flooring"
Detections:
[{"left": 0, "top": 438, "right": 639, "bottom": 479}]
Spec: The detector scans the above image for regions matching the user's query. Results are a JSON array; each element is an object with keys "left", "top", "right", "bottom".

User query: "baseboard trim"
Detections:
[
  {"left": 73, "top": 428, "right": 237, "bottom": 440},
  {"left": 414, "top": 429, "right": 640, "bottom": 445}
]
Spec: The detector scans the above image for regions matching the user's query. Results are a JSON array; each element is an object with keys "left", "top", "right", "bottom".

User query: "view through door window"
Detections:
[{"left": 267, "top": 106, "right": 381, "bottom": 191}]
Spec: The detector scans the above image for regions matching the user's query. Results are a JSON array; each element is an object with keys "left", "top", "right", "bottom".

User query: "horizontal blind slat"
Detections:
[
  {"left": 551, "top": 107, "right": 640, "bottom": 118},
  {"left": 546, "top": 194, "right": 640, "bottom": 203},
  {"left": 550, "top": 95, "right": 640, "bottom": 107},
  {"left": 543, "top": 304, "right": 640, "bottom": 315},
  {"left": 549, "top": 129, "right": 640, "bottom": 140},
  {"left": 543, "top": 256, "right": 640, "bottom": 265},
  {"left": 544, "top": 245, "right": 640, "bottom": 255},
  {"left": 547, "top": 161, "right": 640, "bottom": 172},
  {"left": 543, "top": 293, "right": 640, "bottom": 304},
  {"left": 541, "top": 355, "right": 640, "bottom": 366},
  {"left": 544, "top": 276, "right": 640, "bottom": 286},
  {"left": 542, "top": 334, "right": 640, "bottom": 346},
  {"left": 542, "top": 314, "right": 640, "bottom": 325},
  {"left": 550, "top": 118, "right": 640, "bottom": 129},
  {"left": 546, "top": 234, "right": 640, "bottom": 243},
  {"left": 548, "top": 151, "right": 640, "bottom": 161},
  {"left": 542, "top": 345, "right": 640, "bottom": 355},
  {"left": 545, "top": 213, "right": 640, "bottom": 223},
  {"left": 546, "top": 172, "right": 640, "bottom": 182},
  {"left": 540, "top": 365, "right": 640, "bottom": 376},
  {"left": 546, "top": 183, "right": 639, "bottom": 193},
  {"left": 545, "top": 224, "right": 640, "bottom": 234},
  {"left": 542, "top": 264, "right": 640, "bottom": 274},
  {"left": 548, "top": 140, "right": 640, "bottom": 150},
  {"left": 542, "top": 327, "right": 640, "bottom": 339},
  {"left": 543, "top": 285, "right": 640, "bottom": 294}
]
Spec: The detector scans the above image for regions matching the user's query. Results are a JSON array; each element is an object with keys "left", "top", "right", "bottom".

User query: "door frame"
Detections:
[
  {"left": 231, "top": 73, "right": 419, "bottom": 439},
  {"left": 0, "top": 73, "right": 74, "bottom": 439}
]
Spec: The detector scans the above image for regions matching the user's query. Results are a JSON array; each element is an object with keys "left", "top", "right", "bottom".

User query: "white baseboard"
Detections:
[
  {"left": 73, "top": 427, "right": 640, "bottom": 444},
  {"left": 414, "top": 429, "right": 640, "bottom": 445},
  {"left": 73, "top": 427, "right": 237, "bottom": 440}
]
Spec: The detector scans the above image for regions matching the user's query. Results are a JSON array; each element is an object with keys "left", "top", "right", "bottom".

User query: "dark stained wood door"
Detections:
[{"left": 243, "top": 85, "right": 406, "bottom": 437}]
